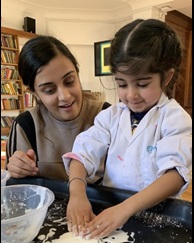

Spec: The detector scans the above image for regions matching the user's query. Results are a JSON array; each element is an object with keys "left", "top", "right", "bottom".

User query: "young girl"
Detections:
[
  {"left": 63, "top": 19, "right": 192, "bottom": 239},
  {"left": 6, "top": 35, "right": 110, "bottom": 180}
]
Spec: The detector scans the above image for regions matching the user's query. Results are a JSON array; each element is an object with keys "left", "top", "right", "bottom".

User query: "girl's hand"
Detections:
[
  {"left": 7, "top": 149, "right": 38, "bottom": 178},
  {"left": 66, "top": 193, "right": 95, "bottom": 237},
  {"left": 83, "top": 204, "right": 129, "bottom": 240}
]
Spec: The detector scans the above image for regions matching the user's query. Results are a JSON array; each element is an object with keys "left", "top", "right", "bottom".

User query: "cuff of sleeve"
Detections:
[
  {"left": 62, "top": 152, "right": 96, "bottom": 180},
  {"left": 158, "top": 166, "right": 191, "bottom": 197},
  {"left": 62, "top": 152, "right": 82, "bottom": 175}
]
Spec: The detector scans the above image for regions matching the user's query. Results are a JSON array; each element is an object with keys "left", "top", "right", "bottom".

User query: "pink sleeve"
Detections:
[
  {"left": 63, "top": 152, "right": 81, "bottom": 161},
  {"left": 62, "top": 152, "right": 83, "bottom": 175}
]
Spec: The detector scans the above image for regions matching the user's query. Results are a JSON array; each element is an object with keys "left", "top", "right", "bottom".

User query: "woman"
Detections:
[{"left": 6, "top": 35, "right": 110, "bottom": 180}]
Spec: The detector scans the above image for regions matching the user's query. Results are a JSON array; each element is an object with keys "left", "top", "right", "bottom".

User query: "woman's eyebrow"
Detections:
[{"left": 38, "top": 70, "right": 75, "bottom": 87}]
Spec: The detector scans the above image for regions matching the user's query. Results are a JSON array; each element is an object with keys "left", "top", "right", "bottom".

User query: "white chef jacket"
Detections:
[{"left": 63, "top": 93, "right": 192, "bottom": 196}]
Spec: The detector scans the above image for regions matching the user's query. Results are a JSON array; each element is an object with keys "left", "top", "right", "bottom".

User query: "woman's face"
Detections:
[
  {"left": 34, "top": 54, "right": 83, "bottom": 121},
  {"left": 115, "top": 71, "right": 164, "bottom": 113}
]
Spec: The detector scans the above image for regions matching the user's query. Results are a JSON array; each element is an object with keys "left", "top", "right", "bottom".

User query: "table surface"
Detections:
[{"left": 6, "top": 177, "right": 192, "bottom": 243}]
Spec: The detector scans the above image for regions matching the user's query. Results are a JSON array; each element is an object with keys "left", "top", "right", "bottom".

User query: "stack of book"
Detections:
[
  {"left": 1, "top": 82, "right": 20, "bottom": 94},
  {"left": 1, "top": 65, "right": 19, "bottom": 80},
  {"left": 1, "top": 34, "right": 17, "bottom": 49},
  {"left": 1, "top": 116, "right": 16, "bottom": 128},
  {"left": 1, "top": 98, "right": 23, "bottom": 110}
]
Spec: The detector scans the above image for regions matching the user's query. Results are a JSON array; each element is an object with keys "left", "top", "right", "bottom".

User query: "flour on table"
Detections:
[
  {"left": 102, "top": 230, "right": 135, "bottom": 242},
  {"left": 52, "top": 232, "right": 97, "bottom": 243},
  {"left": 51, "top": 229, "right": 135, "bottom": 243}
]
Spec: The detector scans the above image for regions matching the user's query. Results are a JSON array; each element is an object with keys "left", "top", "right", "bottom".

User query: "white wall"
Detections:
[
  {"left": 46, "top": 21, "right": 119, "bottom": 104},
  {"left": 67, "top": 44, "right": 118, "bottom": 104},
  {"left": 1, "top": 0, "right": 163, "bottom": 104},
  {"left": 1, "top": 0, "right": 48, "bottom": 35}
]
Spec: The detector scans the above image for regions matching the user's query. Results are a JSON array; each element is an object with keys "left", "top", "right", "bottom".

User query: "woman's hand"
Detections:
[
  {"left": 66, "top": 192, "right": 95, "bottom": 237},
  {"left": 7, "top": 149, "right": 39, "bottom": 178}
]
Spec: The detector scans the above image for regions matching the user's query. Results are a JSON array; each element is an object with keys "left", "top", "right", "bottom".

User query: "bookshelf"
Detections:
[{"left": 1, "top": 27, "right": 37, "bottom": 136}]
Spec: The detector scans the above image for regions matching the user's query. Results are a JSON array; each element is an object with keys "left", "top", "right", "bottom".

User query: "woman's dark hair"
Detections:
[
  {"left": 18, "top": 35, "right": 79, "bottom": 91},
  {"left": 110, "top": 18, "right": 182, "bottom": 98}
]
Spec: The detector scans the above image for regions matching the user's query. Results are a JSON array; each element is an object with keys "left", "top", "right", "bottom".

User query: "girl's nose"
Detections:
[{"left": 127, "top": 87, "right": 138, "bottom": 100}]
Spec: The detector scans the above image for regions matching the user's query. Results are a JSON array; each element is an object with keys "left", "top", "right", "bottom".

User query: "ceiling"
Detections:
[{"left": 20, "top": 0, "right": 192, "bottom": 18}]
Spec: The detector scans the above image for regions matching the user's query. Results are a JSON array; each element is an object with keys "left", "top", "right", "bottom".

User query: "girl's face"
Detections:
[
  {"left": 115, "top": 71, "right": 164, "bottom": 113},
  {"left": 34, "top": 55, "right": 83, "bottom": 121}
]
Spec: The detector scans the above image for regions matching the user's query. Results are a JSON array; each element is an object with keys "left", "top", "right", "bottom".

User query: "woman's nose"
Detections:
[{"left": 57, "top": 87, "right": 71, "bottom": 101}]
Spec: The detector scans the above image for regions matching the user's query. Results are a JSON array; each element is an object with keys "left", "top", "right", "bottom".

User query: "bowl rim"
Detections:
[
  {"left": 1, "top": 184, "right": 55, "bottom": 224},
  {"left": 1, "top": 169, "right": 11, "bottom": 183}
]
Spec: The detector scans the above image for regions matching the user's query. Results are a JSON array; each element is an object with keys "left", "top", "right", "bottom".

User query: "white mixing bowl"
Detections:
[
  {"left": 1, "top": 184, "right": 55, "bottom": 243},
  {"left": 1, "top": 169, "right": 10, "bottom": 186}
]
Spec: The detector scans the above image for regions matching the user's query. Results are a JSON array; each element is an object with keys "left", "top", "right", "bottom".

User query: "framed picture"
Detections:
[{"left": 94, "top": 40, "right": 112, "bottom": 76}]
